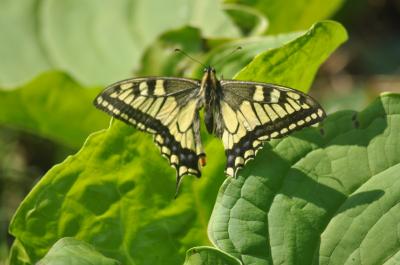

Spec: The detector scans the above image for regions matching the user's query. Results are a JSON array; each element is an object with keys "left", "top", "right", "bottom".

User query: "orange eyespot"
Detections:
[{"left": 198, "top": 154, "right": 207, "bottom": 168}]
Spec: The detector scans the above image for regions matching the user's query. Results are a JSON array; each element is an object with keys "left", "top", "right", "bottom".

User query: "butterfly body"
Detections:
[
  {"left": 94, "top": 67, "right": 326, "bottom": 192},
  {"left": 202, "top": 67, "right": 223, "bottom": 135}
]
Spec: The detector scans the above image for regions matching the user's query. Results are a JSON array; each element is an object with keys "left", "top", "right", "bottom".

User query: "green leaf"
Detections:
[
  {"left": 184, "top": 247, "right": 242, "bottom": 265},
  {"left": 0, "top": 71, "right": 108, "bottom": 148},
  {"left": 208, "top": 93, "right": 400, "bottom": 265},
  {"left": 36, "top": 238, "right": 120, "bottom": 265},
  {"left": 0, "top": 0, "right": 239, "bottom": 88},
  {"left": 8, "top": 120, "right": 227, "bottom": 264},
  {"left": 235, "top": 20, "right": 348, "bottom": 93},
  {"left": 193, "top": 21, "right": 347, "bottom": 83},
  {"left": 223, "top": 0, "right": 344, "bottom": 34}
]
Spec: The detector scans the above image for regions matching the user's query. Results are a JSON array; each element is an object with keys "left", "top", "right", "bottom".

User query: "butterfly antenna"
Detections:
[
  {"left": 174, "top": 48, "right": 206, "bottom": 68},
  {"left": 213, "top": 46, "right": 242, "bottom": 68}
]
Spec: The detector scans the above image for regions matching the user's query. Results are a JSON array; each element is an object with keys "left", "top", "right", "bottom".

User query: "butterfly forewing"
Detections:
[
  {"left": 219, "top": 80, "right": 326, "bottom": 177},
  {"left": 94, "top": 77, "right": 205, "bottom": 187}
]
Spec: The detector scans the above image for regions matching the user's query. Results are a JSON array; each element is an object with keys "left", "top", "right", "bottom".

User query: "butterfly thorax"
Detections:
[{"left": 201, "top": 67, "right": 222, "bottom": 135}]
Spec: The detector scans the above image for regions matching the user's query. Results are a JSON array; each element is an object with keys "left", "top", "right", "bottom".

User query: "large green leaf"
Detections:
[
  {"left": 8, "top": 120, "right": 227, "bottom": 265},
  {"left": 223, "top": 0, "right": 344, "bottom": 34},
  {"left": 208, "top": 93, "right": 400, "bottom": 265},
  {"left": 0, "top": 0, "right": 240, "bottom": 88},
  {"left": 0, "top": 72, "right": 108, "bottom": 148},
  {"left": 37, "top": 238, "right": 120, "bottom": 265}
]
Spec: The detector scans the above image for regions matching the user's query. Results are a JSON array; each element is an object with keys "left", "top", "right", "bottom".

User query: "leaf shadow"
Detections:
[
  {"left": 241, "top": 152, "right": 385, "bottom": 264},
  {"left": 282, "top": 170, "right": 384, "bottom": 214}
]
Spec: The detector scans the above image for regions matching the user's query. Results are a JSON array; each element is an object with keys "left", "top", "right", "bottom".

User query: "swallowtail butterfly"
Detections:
[{"left": 94, "top": 67, "right": 325, "bottom": 193}]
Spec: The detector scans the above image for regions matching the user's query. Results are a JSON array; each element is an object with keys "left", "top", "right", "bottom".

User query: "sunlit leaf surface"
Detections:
[{"left": 208, "top": 93, "right": 400, "bottom": 265}]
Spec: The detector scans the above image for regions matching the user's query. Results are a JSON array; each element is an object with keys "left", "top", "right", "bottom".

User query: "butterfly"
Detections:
[{"left": 94, "top": 66, "right": 326, "bottom": 193}]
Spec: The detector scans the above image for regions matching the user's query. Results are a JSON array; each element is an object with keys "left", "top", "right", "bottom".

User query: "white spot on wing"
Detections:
[
  {"left": 271, "top": 132, "right": 279, "bottom": 138},
  {"left": 235, "top": 157, "right": 244, "bottom": 167},
  {"left": 162, "top": 146, "right": 171, "bottom": 155},
  {"left": 226, "top": 167, "right": 234, "bottom": 177},
  {"left": 244, "top": 149, "right": 254, "bottom": 159},
  {"left": 170, "top": 155, "right": 179, "bottom": 164},
  {"left": 179, "top": 166, "right": 188, "bottom": 176}
]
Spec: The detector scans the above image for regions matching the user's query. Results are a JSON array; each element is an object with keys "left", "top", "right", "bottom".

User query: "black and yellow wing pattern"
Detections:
[
  {"left": 217, "top": 80, "right": 326, "bottom": 177},
  {"left": 94, "top": 67, "right": 326, "bottom": 194},
  {"left": 94, "top": 77, "right": 205, "bottom": 188}
]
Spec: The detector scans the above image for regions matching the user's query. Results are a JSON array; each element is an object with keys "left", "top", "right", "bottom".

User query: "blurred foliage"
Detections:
[
  {"left": 0, "top": 0, "right": 399, "bottom": 264},
  {"left": 312, "top": 0, "right": 400, "bottom": 112},
  {"left": 0, "top": 0, "right": 239, "bottom": 88},
  {"left": 0, "top": 128, "right": 72, "bottom": 265},
  {"left": 0, "top": 73, "right": 108, "bottom": 149}
]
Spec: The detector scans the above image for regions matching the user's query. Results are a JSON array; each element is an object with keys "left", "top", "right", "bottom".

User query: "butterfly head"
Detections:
[
  {"left": 203, "top": 66, "right": 216, "bottom": 74},
  {"left": 200, "top": 66, "right": 219, "bottom": 95}
]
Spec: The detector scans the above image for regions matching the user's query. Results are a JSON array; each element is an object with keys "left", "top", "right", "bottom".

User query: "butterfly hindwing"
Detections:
[
  {"left": 94, "top": 77, "right": 205, "bottom": 187},
  {"left": 219, "top": 80, "right": 326, "bottom": 177}
]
